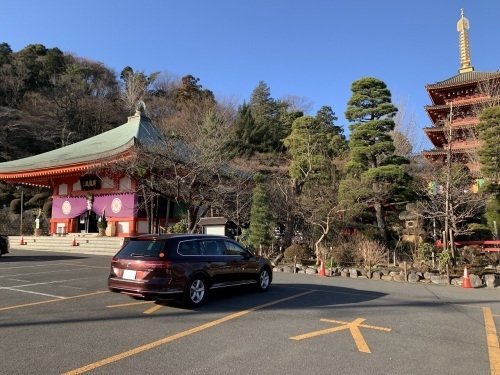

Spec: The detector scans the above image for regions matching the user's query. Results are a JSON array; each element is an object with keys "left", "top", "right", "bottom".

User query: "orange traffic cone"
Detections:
[
  {"left": 318, "top": 259, "right": 326, "bottom": 277},
  {"left": 71, "top": 235, "right": 77, "bottom": 246},
  {"left": 462, "top": 266, "right": 472, "bottom": 288},
  {"left": 20, "top": 235, "right": 25, "bottom": 245}
]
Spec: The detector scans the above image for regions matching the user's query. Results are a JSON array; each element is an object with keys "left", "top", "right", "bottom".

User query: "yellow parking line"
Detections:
[
  {"left": 0, "top": 291, "right": 108, "bottom": 311},
  {"left": 144, "top": 302, "right": 167, "bottom": 315},
  {"left": 62, "top": 291, "right": 315, "bottom": 375},
  {"left": 483, "top": 307, "right": 500, "bottom": 375},
  {"left": 348, "top": 320, "right": 371, "bottom": 353},
  {"left": 290, "top": 317, "right": 391, "bottom": 354},
  {"left": 321, "top": 318, "right": 392, "bottom": 332}
]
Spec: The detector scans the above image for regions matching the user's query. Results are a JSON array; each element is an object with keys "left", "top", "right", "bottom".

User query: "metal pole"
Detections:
[
  {"left": 445, "top": 102, "right": 455, "bottom": 263},
  {"left": 20, "top": 190, "right": 23, "bottom": 236}
]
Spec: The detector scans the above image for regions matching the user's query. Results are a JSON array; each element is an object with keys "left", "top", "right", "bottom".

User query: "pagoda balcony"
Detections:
[
  {"left": 424, "top": 119, "right": 477, "bottom": 131},
  {"left": 428, "top": 141, "right": 480, "bottom": 150},
  {"left": 450, "top": 140, "right": 481, "bottom": 149},
  {"left": 443, "top": 94, "right": 487, "bottom": 105},
  {"left": 423, "top": 142, "right": 479, "bottom": 154},
  {"left": 452, "top": 117, "right": 477, "bottom": 126},
  {"left": 426, "top": 96, "right": 490, "bottom": 114}
]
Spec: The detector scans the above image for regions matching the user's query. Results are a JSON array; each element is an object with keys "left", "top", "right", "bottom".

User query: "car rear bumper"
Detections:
[{"left": 107, "top": 277, "right": 184, "bottom": 298}]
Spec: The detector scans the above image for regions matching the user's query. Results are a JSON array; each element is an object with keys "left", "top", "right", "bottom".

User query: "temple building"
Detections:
[
  {"left": 0, "top": 106, "right": 179, "bottom": 236},
  {"left": 422, "top": 9, "right": 500, "bottom": 176}
]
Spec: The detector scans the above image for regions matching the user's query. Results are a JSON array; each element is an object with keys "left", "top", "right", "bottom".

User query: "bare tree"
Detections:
[
  {"left": 98, "top": 108, "right": 248, "bottom": 233},
  {"left": 297, "top": 181, "right": 344, "bottom": 261},
  {"left": 473, "top": 77, "right": 500, "bottom": 115},
  {"left": 391, "top": 94, "right": 425, "bottom": 157},
  {"left": 415, "top": 162, "right": 487, "bottom": 242},
  {"left": 120, "top": 67, "right": 159, "bottom": 115},
  {"left": 279, "top": 94, "right": 314, "bottom": 114},
  {"left": 0, "top": 59, "right": 29, "bottom": 108}
]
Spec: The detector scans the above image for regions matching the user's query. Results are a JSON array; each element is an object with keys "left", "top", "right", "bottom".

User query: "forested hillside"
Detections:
[{"left": 1, "top": 41, "right": 497, "bottom": 263}]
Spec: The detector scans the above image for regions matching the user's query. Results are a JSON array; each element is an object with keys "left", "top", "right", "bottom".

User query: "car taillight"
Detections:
[{"left": 110, "top": 258, "right": 120, "bottom": 276}]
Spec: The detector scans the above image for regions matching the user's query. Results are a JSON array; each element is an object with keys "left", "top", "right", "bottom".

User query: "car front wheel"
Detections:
[
  {"left": 257, "top": 267, "right": 271, "bottom": 291},
  {"left": 184, "top": 276, "right": 208, "bottom": 307}
]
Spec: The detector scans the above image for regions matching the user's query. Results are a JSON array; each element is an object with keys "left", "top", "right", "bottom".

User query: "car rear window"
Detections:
[
  {"left": 117, "top": 240, "right": 166, "bottom": 257},
  {"left": 178, "top": 240, "right": 200, "bottom": 255}
]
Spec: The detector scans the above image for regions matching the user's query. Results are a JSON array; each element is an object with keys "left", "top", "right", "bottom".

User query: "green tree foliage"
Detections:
[
  {"left": 232, "top": 102, "right": 256, "bottom": 156},
  {"left": 162, "top": 74, "right": 218, "bottom": 146},
  {"left": 341, "top": 77, "right": 411, "bottom": 241},
  {"left": 25, "top": 192, "right": 51, "bottom": 209},
  {"left": 175, "top": 74, "right": 214, "bottom": 105},
  {"left": 484, "top": 196, "right": 500, "bottom": 236},
  {"left": 42, "top": 200, "right": 52, "bottom": 218},
  {"left": 9, "top": 199, "right": 19, "bottom": 214},
  {"left": 0, "top": 42, "right": 13, "bottom": 65},
  {"left": 248, "top": 81, "right": 279, "bottom": 152},
  {"left": 232, "top": 81, "right": 295, "bottom": 154},
  {"left": 284, "top": 116, "right": 334, "bottom": 187},
  {"left": 0, "top": 43, "right": 125, "bottom": 159},
  {"left": 283, "top": 107, "right": 347, "bottom": 257},
  {"left": 315, "top": 106, "right": 348, "bottom": 156},
  {"left": 477, "top": 105, "right": 500, "bottom": 191},
  {"left": 476, "top": 106, "right": 500, "bottom": 235},
  {"left": 248, "top": 173, "right": 274, "bottom": 251}
]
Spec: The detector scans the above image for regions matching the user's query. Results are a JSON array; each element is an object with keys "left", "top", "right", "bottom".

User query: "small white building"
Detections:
[{"left": 197, "top": 217, "right": 239, "bottom": 238}]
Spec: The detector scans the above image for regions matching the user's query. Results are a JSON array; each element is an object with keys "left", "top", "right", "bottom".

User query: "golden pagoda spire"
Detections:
[{"left": 457, "top": 8, "right": 474, "bottom": 74}]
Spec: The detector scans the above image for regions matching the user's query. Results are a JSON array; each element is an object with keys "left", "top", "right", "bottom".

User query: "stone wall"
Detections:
[
  {"left": 0, "top": 207, "right": 51, "bottom": 236},
  {"left": 272, "top": 264, "right": 500, "bottom": 288}
]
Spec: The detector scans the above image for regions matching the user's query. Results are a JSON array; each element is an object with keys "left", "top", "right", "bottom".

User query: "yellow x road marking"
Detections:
[{"left": 290, "top": 318, "right": 391, "bottom": 354}]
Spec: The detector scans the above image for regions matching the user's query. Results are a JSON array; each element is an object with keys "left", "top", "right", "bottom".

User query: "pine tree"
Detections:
[
  {"left": 283, "top": 111, "right": 346, "bottom": 259},
  {"left": 477, "top": 106, "right": 500, "bottom": 233},
  {"left": 248, "top": 174, "right": 274, "bottom": 253},
  {"left": 477, "top": 106, "right": 500, "bottom": 189},
  {"left": 341, "top": 77, "right": 411, "bottom": 241}
]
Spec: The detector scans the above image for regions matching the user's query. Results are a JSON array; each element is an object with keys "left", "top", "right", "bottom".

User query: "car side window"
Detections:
[
  {"left": 200, "top": 240, "right": 224, "bottom": 255},
  {"left": 224, "top": 240, "right": 248, "bottom": 256},
  {"left": 178, "top": 240, "right": 199, "bottom": 256}
]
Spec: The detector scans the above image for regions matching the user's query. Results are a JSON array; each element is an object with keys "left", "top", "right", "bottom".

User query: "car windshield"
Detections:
[{"left": 117, "top": 240, "right": 166, "bottom": 257}]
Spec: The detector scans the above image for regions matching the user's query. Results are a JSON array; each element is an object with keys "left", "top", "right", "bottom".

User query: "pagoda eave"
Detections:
[{"left": 0, "top": 161, "right": 112, "bottom": 187}]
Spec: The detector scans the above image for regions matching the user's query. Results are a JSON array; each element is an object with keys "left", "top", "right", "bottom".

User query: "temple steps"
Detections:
[{"left": 8, "top": 234, "right": 122, "bottom": 256}]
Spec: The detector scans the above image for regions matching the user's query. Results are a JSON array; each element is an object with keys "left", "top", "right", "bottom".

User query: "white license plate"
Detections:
[{"left": 122, "top": 269, "right": 137, "bottom": 280}]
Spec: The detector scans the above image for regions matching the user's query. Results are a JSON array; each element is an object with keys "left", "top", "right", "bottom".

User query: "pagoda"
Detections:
[
  {"left": 422, "top": 9, "right": 500, "bottom": 174},
  {"left": 0, "top": 105, "right": 178, "bottom": 236}
]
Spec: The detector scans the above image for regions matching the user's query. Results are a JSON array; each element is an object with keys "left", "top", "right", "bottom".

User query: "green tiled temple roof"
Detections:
[
  {"left": 426, "top": 70, "right": 500, "bottom": 89},
  {"left": 0, "top": 113, "right": 163, "bottom": 173}
]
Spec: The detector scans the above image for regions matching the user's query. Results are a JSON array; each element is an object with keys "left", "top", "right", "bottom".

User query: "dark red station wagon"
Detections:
[{"left": 107, "top": 234, "right": 273, "bottom": 306}]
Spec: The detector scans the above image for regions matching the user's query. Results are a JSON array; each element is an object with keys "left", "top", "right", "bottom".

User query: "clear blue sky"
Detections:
[{"left": 3, "top": 1, "right": 500, "bottom": 150}]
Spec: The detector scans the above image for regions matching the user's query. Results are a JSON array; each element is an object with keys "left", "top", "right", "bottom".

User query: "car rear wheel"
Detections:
[
  {"left": 257, "top": 267, "right": 271, "bottom": 291},
  {"left": 184, "top": 275, "right": 208, "bottom": 307}
]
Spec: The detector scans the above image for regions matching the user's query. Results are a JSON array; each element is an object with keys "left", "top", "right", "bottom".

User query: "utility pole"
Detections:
[
  {"left": 444, "top": 102, "right": 455, "bottom": 263},
  {"left": 20, "top": 189, "right": 23, "bottom": 236}
]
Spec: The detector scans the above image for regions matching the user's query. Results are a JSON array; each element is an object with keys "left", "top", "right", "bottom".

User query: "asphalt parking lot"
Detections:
[{"left": 1, "top": 249, "right": 499, "bottom": 375}]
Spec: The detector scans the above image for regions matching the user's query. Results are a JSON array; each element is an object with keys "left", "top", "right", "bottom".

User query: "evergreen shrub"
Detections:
[
  {"left": 284, "top": 244, "right": 309, "bottom": 263},
  {"left": 42, "top": 201, "right": 52, "bottom": 218},
  {"left": 10, "top": 198, "right": 21, "bottom": 214},
  {"left": 466, "top": 223, "right": 492, "bottom": 240},
  {"left": 0, "top": 192, "right": 13, "bottom": 206}
]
